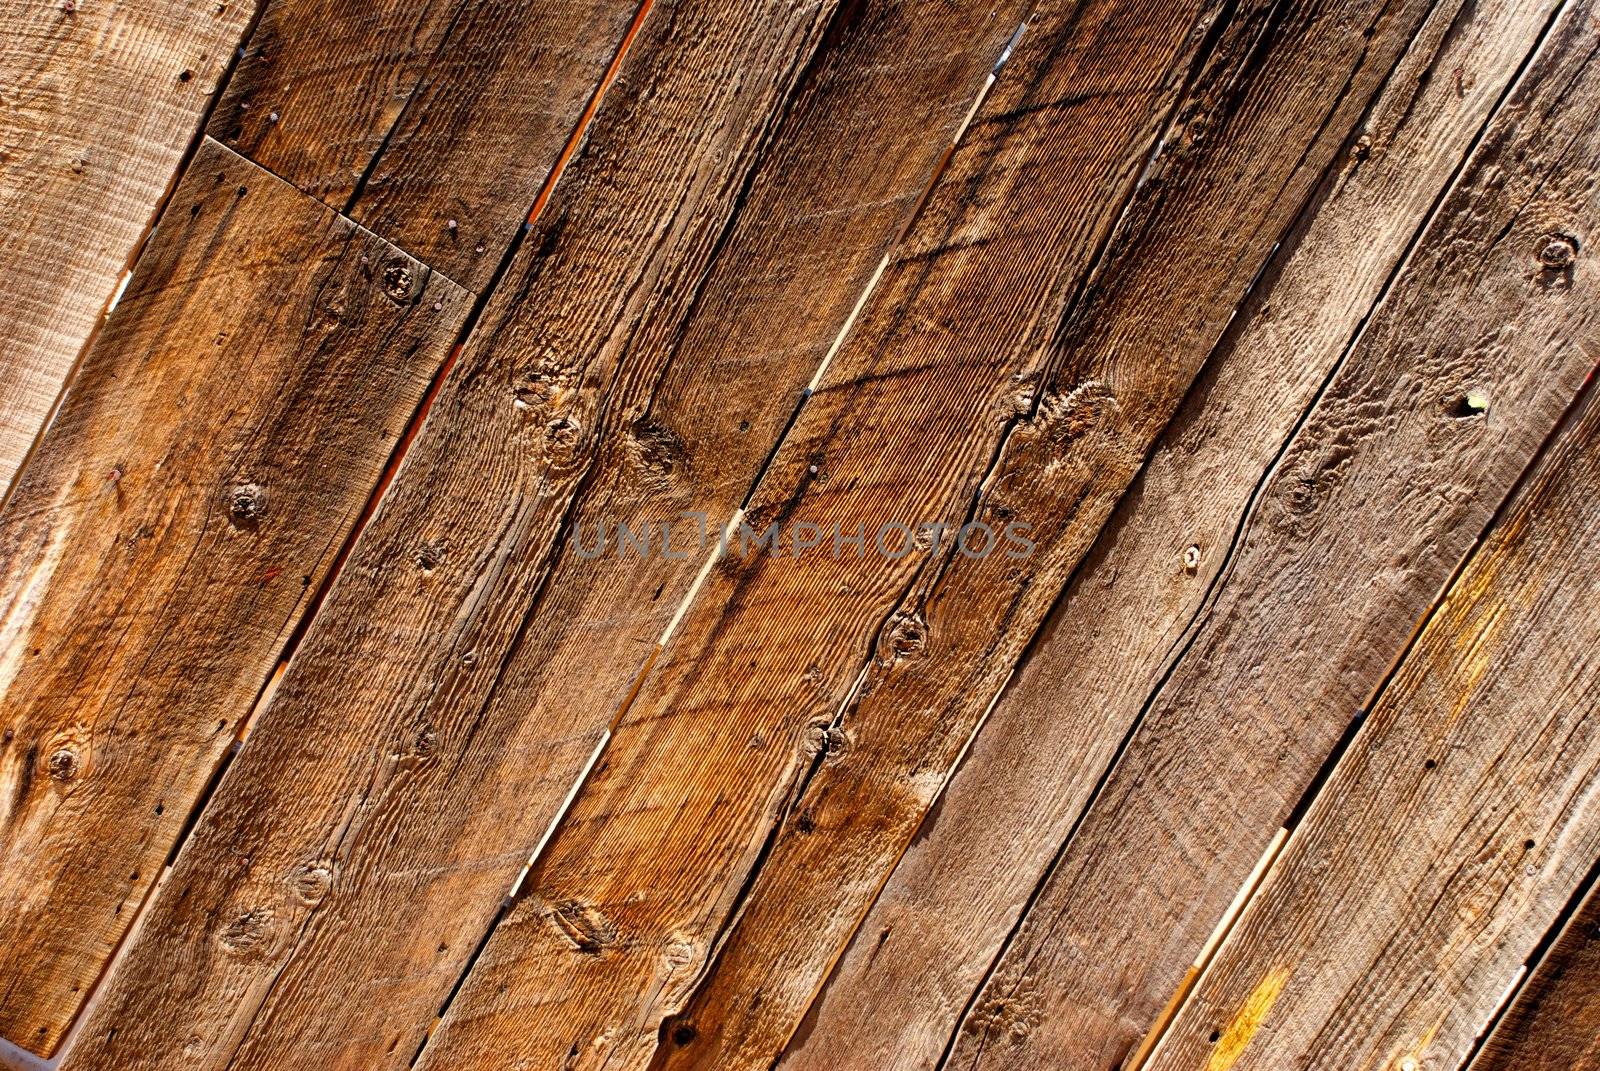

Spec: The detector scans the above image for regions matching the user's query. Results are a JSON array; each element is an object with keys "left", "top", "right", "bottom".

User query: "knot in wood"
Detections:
[
  {"left": 47, "top": 747, "right": 79, "bottom": 783},
  {"left": 416, "top": 541, "right": 443, "bottom": 571},
  {"left": 380, "top": 260, "right": 417, "bottom": 302},
  {"left": 543, "top": 417, "right": 583, "bottom": 466},
  {"left": 226, "top": 483, "right": 267, "bottom": 527},
  {"left": 802, "top": 722, "right": 848, "bottom": 761},
  {"left": 289, "top": 862, "right": 333, "bottom": 905},
  {"left": 218, "top": 907, "right": 274, "bottom": 957},
  {"left": 549, "top": 899, "right": 616, "bottom": 954},
  {"left": 882, "top": 609, "right": 928, "bottom": 663},
  {"left": 1032, "top": 380, "right": 1117, "bottom": 449},
  {"left": 627, "top": 418, "right": 685, "bottom": 483},
  {"left": 1537, "top": 232, "right": 1578, "bottom": 271}
]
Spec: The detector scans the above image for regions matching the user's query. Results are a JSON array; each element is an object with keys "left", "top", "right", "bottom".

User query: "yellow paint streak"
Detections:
[
  {"left": 1446, "top": 594, "right": 1506, "bottom": 725},
  {"left": 1206, "top": 966, "right": 1290, "bottom": 1071}
]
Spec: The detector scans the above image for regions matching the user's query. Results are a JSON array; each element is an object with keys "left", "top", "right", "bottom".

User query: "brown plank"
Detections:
[
  {"left": 1471, "top": 879, "right": 1600, "bottom": 1071},
  {"left": 1143, "top": 340, "right": 1600, "bottom": 1068},
  {"left": 208, "top": 0, "right": 641, "bottom": 289},
  {"left": 53, "top": 0, "right": 1036, "bottom": 1064},
  {"left": 0, "top": 136, "right": 469, "bottom": 1055},
  {"left": 0, "top": 0, "right": 252, "bottom": 494},
  {"left": 778, "top": 1, "right": 1563, "bottom": 1067},
  {"left": 419, "top": 2, "right": 1454, "bottom": 1068},
  {"left": 938, "top": 1, "right": 1600, "bottom": 1066}
]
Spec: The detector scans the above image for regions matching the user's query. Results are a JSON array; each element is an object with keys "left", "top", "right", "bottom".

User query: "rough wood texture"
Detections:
[
  {"left": 422, "top": 2, "right": 1455, "bottom": 1068},
  {"left": 0, "top": 137, "right": 468, "bottom": 1056},
  {"left": 943, "top": 3, "right": 1599, "bottom": 1065},
  {"left": 1145, "top": 354, "right": 1600, "bottom": 1069},
  {"left": 208, "top": 0, "right": 639, "bottom": 289},
  {"left": 779, "top": 1, "right": 1560, "bottom": 1067},
  {"left": 1472, "top": 881, "right": 1600, "bottom": 1071},
  {"left": 53, "top": 0, "right": 1036, "bottom": 1065},
  {"left": 0, "top": 0, "right": 253, "bottom": 495}
]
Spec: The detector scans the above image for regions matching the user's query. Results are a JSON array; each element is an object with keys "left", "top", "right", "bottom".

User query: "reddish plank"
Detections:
[{"left": 53, "top": 0, "right": 1035, "bottom": 1065}]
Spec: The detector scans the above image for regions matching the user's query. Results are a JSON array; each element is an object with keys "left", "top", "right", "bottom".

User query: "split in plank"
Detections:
[
  {"left": 778, "top": 0, "right": 1566, "bottom": 1066},
  {"left": 421, "top": 1, "right": 1458, "bottom": 1068},
  {"left": 941, "top": 1, "right": 1600, "bottom": 1065},
  {"left": 0, "top": 137, "right": 467, "bottom": 1056},
  {"left": 54, "top": 0, "right": 1037, "bottom": 1065},
  {"left": 0, "top": 0, "right": 252, "bottom": 494}
]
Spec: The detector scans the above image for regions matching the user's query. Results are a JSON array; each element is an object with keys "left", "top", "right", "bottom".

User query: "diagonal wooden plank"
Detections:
[
  {"left": 419, "top": 2, "right": 1458, "bottom": 1069},
  {"left": 0, "top": 136, "right": 469, "bottom": 1056},
  {"left": 776, "top": 1, "right": 1564, "bottom": 1068},
  {"left": 1470, "top": 877, "right": 1600, "bottom": 1071},
  {"left": 52, "top": 0, "right": 1036, "bottom": 1065},
  {"left": 937, "top": 2, "right": 1600, "bottom": 1065},
  {"left": 1142, "top": 334, "right": 1600, "bottom": 1068},
  {"left": 208, "top": 0, "right": 642, "bottom": 289},
  {"left": 0, "top": 0, "right": 254, "bottom": 495}
]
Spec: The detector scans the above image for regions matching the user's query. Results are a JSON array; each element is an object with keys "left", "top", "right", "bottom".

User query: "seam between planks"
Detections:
[{"left": 1458, "top": 850, "right": 1600, "bottom": 1069}]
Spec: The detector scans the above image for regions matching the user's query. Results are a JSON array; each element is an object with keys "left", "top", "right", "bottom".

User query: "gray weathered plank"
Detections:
[
  {"left": 942, "top": 2, "right": 1599, "bottom": 1065},
  {"left": 0, "top": 0, "right": 253, "bottom": 494},
  {"left": 1470, "top": 878, "right": 1600, "bottom": 1071},
  {"left": 1144, "top": 355, "right": 1600, "bottom": 1071}
]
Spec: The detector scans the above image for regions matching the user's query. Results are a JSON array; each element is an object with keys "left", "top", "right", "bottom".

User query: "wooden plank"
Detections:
[
  {"left": 777, "top": 1, "right": 1563, "bottom": 1068},
  {"left": 1471, "top": 879, "right": 1600, "bottom": 1071},
  {"left": 1142, "top": 353, "right": 1600, "bottom": 1068},
  {"left": 0, "top": 136, "right": 468, "bottom": 1055},
  {"left": 937, "top": 2, "right": 1600, "bottom": 1066},
  {"left": 54, "top": 0, "right": 1037, "bottom": 1065},
  {"left": 207, "top": 0, "right": 641, "bottom": 289},
  {"left": 0, "top": 0, "right": 253, "bottom": 494},
  {"left": 419, "top": 2, "right": 1455, "bottom": 1069}
]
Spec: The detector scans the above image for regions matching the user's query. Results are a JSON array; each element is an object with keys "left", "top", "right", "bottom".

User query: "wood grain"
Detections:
[
  {"left": 0, "top": 137, "right": 468, "bottom": 1056},
  {"left": 208, "top": 0, "right": 640, "bottom": 289},
  {"left": 0, "top": 0, "right": 252, "bottom": 495},
  {"left": 1471, "top": 880, "right": 1600, "bottom": 1071},
  {"left": 778, "top": 1, "right": 1561, "bottom": 1067},
  {"left": 942, "top": 2, "right": 1599, "bottom": 1066},
  {"left": 1143, "top": 334, "right": 1600, "bottom": 1070},
  {"left": 53, "top": 0, "right": 1037, "bottom": 1065},
  {"left": 421, "top": 2, "right": 1455, "bottom": 1069}
]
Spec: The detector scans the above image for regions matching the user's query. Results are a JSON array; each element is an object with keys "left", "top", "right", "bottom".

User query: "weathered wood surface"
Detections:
[
  {"left": 1144, "top": 368, "right": 1600, "bottom": 1069},
  {"left": 0, "top": 0, "right": 253, "bottom": 495},
  {"left": 418, "top": 2, "right": 1462, "bottom": 1068},
  {"left": 208, "top": 0, "right": 639, "bottom": 289},
  {"left": 779, "top": 1, "right": 1562, "bottom": 1067},
  {"left": 941, "top": 2, "right": 1599, "bottom": 1065},
  {"left": 0, "top": 137, "right": 468, "bottom": 1055},
  {"left": 1472, "top": 880, "right": 1600, "bottom": 1071},
  {"left": 53, "top": 0, "right": 1039, "bottom": 1064}
]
